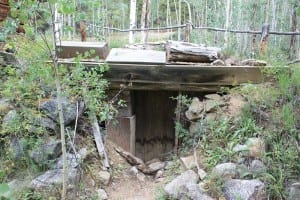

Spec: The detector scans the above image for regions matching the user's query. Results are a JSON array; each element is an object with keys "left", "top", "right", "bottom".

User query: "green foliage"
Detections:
[{"left": 0, "top": 183, "right": 14, "bottom": 200}]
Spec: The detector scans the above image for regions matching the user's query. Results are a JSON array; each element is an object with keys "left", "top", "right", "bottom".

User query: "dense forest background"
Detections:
[{"left": 52, "top": 0, "right": 300, "bottom": 60}]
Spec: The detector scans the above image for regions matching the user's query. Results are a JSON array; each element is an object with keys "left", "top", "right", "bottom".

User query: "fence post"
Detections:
[
  {"left": 185, "top": 22, "right": 191, "bottom": 42},
  {"left": 260, "top": 23, "right": 270, "bottom": 54}
]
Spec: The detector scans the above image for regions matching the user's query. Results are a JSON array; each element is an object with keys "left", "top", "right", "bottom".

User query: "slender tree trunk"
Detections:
[
  {"left": 271, "top": 0, "right": 277, "bottom": 45},
  {"left": 50, "top": 3, "right": 67, "bottom": 200},
  {"left": 224, "top": 0, "right": 231, "bottom": 49},
  {"left": 129, "top": 0, "right": 137, "bottom": 44},
  {"left": 289, "top": 4, "right": 297, "bottom": 60},
  {"left": 141, "top": 0, "right": 151, "bottom": 44},
  {"left": 54, "top": 4, "right": 62, "bottom": 43},
  {"left": 178, "top": 0, "right": 181, "bottom": 40},
  {"left": 251, "top": 3, "right": 258, "bottom": 54}
]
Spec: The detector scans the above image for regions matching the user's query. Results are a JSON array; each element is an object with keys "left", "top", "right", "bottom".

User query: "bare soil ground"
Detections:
[{"left": 104, "top": 140, "right": 165, "bottom": 200}]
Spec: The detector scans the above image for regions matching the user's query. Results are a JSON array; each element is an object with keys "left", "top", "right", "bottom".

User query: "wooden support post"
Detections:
[
  {"left": 174, "top": 91, "right": 182, "bottom": 152},
  {"left": 260, "top": 23, "right": 270, "bottom": 55},
  {"left": 185, "top": 22, "right": 191, "bottom": 43}
]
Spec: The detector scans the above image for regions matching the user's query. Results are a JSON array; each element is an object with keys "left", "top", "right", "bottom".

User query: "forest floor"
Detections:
[{"left": 103, "top": 141, "right": 165, "bottom": 200}]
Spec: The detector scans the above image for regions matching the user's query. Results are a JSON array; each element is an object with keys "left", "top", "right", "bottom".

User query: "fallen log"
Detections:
[
  {"left": 115, "top": 147, "right": 165, "bottom": 174},
  {"left": 166, "top": 40, "right": 221, "bottom": 63}
]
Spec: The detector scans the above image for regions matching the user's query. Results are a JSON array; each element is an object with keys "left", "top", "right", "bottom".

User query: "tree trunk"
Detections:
[
  {"left": 166, "top": 40, "right": 221, "bottom": 63},
  {"left": 224, "top": 0, "right": 231, "bottom": 49},
  {"left": 129, "top": 0, "right": 137, "bottom": 44},
  {"left": 251, "top": 2, "right": 257, "bottom": 54},
  {"left": 141, "top": 0, "right": 151, "bottom": 44},
  {"left": 289, "top": 4, "right": 297, "bottom": 60},
  {"left": 50, "top": 3, "right": 67, "bottom": 200}
]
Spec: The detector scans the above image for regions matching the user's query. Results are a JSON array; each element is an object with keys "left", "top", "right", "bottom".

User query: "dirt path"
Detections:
[{"left": 104, "top": 141, "right": 164, "bottom": 200}]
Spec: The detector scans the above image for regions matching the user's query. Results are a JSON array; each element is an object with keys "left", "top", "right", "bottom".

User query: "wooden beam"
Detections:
[{"left": 58, "top": 60, "right": 264, "bottom": 91}]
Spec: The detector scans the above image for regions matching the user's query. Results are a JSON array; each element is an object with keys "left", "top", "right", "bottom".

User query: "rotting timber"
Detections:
[{"left": 57, "top": 44, "right": 265, "bottom": 161}]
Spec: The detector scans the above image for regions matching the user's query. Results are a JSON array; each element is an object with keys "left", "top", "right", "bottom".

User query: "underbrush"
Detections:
[{"left": 176, "top": 66, "right": 300, "bottom": 198}]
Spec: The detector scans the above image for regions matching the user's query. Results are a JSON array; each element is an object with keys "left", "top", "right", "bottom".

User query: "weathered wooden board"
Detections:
[
  {"left": 58, "top": 60, "right": 265, "bottom": 91},
  {"left": 107, "top": 115, "right": 136, "bottom": 154},
  {"left": 106, "top": 48, "right": 166, "bottom": 64},
  {"left": 166, "top": 40, "right": 221, "bottom": 63},
  {"left": 104, "top": 64, "right": 264, "bottom": 91},
  {"left": 57, "top": 41, "right": 109, "bottom": 59},
  {"left": 134, "top": 91, "right": 177, "bottom": 161}
]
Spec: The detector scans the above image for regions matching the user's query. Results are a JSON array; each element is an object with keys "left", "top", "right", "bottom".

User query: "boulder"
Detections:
[
  {"left": 0, "top": 99, "right": 12, "bottom": 116},
  {"left": 35, "top": 117, "right": 58, "bottom": 133},
  {"left": 249, "top": 160, "right": 266, "bottom": 174},
  {"left": 288, "top": 182, "right": 300, "bottom": 200},
  {"left": 204, "top": 99, "right": 225, "bottom": 113},
  {"left": 96, "top": 189, "right": 108, "bottom": 200},
  {"left": 128, "top": 166, "right": 139, "bottom": 176},
  {"left": 211, "top": 163, "right": 238, "bottom": 179},
  {"left": 147, "top": 161, "right": 166, "bottom": 172},
  {"left": 246, "top": 138, "right": 265, "bottom": 158},
  {"left": 40, "top": 98, "right": 84, "bottom": 126},
  {"left": 185, "top": 97, "right": 204, "bottom": 121},
  {"left": 2, "top": 110, "right": 18, "bottom": 125},
  {"left": 180, "top": 155, "right": 197, "bottom": 170},
  {"left": 30, "top": 139, "right": 62, "bottom": 166},
  {"left": 205, "top": 94, "right": 222, "bottom": 101},
  {"left": 177, "top": 183, "right": 214, "bottom": 200},
  {"left": 30, "top": 168, "right": 79, "bottom": 189},
  {"left": 233, "top": 138, "right": 265, "bottom": 159},
  {"left": 9, "top": 137, "right": 25, "bottom": 159},
  {"left": 54, "top": 148, "right": 88, "bottom": 169},
  {"left": 96, "top": 171, "right": 111, "bottom": 186},
  {"left": 164, "top": 170, "right": 199, "bottom": 199},
  {"left": 223, "top": 179, "right": 266, "bottom": 200},
  {"left": 155, "top": 170, "right": 164, "bottom": 179}
]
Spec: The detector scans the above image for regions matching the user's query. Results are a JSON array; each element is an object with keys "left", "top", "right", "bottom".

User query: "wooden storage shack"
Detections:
[{"left": 58, "top": 44, "right": 264, "bottom": 161}]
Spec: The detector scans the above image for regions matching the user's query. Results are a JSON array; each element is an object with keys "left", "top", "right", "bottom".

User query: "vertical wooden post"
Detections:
[
  {"left": 185, "top": 22, "right": 191, "bottom": 42},
  {"left": 174, "top": 91, "right": 182, "bottom": 153},
  {"left": 260, "top": 23, "right": 270, "bottom": 55}
]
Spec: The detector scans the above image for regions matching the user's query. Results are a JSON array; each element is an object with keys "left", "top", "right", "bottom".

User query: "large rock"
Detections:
[
  {"left": 30, "top": 139, "right": 62, "bottom": 166},
  {"left": 9, "top": 137, "right": 25, "bottom": 159},
  {"left": 2, "top": 110, "right": 18, "bottom": 125},
  {"left": 288, "top": 182, "right": 300, "bottom": 200},
  {"left": 147, "top": 161, "right": 166, "bottom": 172},
  {"left": 223, "top": 179, "right": 266, "bottom": 200},
  {"left": 96, "top": 188, "right": 108, "bottom": 200},
  {"left": 180, "top": 155, "right": 197, "bottom": 170},
  {"left": 54, "top": 148, "right": 88, "bottom": 169},
  {"left": 96, "top": 171, "right": 111, "bottom": 186},
  {"left": 35, "top": 117, "right": 58, "bottom": 133},
  {"left": 249, "top": 160, "right": 266, "bottom": 174},
  {"left": 205, "top": 94, "right": 222, "bottom": 101},
  {"left": 40, "top": 98, "right": 84, "bottom": 126},
  {"left": 30, "top": 168, "right": 79, "bottom": 190},
  {"left": 164, "top": 170, "right": 199, "bottom": 199},
  {"left": 185, "top": 97, "right": 204, "bottom": 121},
  {"left": 233, "top": 138, "right": 265, "bottom": 159},
  {"left": 0, "top": 99, "right": 12, "bottom": 116},
  {"left": 204, "top": 99, "right": 225, "bottom": 113},
  {"left": 177, "top": 183, "right": 214, "bottom": 200},
  {"left": 211, "top": 163, "right": 237, "bottom": 179}
]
